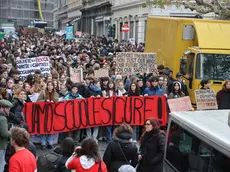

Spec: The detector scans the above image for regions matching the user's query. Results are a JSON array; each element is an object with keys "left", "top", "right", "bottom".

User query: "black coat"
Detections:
[
  {"left": 103, "top": 132, "right": 138, "bottom": 172},
  {"left": 216, "top": 90, "right": 230, "bottom": 109},
  {"left": 138, "top": 130, "right": 165, "bottom": 172},
  {"left": 9, "top": 98, "right": 25, "bottom": 125}
]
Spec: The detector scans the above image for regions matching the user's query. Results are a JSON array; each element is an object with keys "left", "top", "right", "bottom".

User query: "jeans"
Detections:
[
  {"left": 86, "top": 127, "right": 99, "bottom": 140},
  {"left": 132, "top": 126, "right": 137, "bottom": 141},
  {"left": 0, "top": 150, "right": 6, "bottom": 172},
  {"left": 105, "top": 126, "right": 113, "bottom": 141},
  {"left": 41, "top": 134, "right": 55, "bottom": 145}
]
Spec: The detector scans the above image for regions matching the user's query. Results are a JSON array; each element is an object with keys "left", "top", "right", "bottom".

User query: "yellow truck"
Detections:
[{"left": 145, "top": 17, "right": 230, "bottom": 104}]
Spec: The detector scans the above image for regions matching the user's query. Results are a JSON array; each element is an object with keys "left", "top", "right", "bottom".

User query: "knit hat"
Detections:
[{"left": 118, "top": 165, "right": 136, "bottom": 172}]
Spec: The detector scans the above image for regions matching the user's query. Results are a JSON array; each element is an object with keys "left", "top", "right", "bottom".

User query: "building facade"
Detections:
[
  {"left": 0, "top": 0, "right": 55, "bottom": 27},
  {"left": 81, "top": 0, "right": 112, "bottom": 36},
  {"left": 112, "top": 0, "right": 216, "bottom": 43}
]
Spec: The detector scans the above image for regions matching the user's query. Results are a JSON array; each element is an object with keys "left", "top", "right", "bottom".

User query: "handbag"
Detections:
[{"left": 117, "top": 142, "right": 130, "bottom": 164}]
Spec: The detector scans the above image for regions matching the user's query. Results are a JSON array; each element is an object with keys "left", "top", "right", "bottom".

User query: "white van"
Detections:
[{"left": 164, "top": 110, "right": 230, "bottom": 172}]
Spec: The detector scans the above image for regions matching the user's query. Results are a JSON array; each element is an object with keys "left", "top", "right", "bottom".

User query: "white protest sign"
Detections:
[
  {"left": 115, "top": 52, "right": 156, "bottom": 75},
  {"left": 16, "top": 56, "right": 50, "bottom": 80}
]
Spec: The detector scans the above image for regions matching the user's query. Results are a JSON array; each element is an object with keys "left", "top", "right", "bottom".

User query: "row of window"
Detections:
[
  {"left": 0, "top": 0, "right": 54, "bottom": 11},
  {"left": 0, "top": 10, "right": 53, "bottom": 21}
]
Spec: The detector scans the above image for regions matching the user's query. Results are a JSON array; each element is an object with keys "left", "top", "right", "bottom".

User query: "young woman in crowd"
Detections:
[
  {"left": 37, "top": 81, "right": 59, "bottom": 150},
  {"left": 137, "top": 118, "right": 165, "bottom": 172},
  {"left": 168, "top": 81, "right": 185, "bottom": 99},
  {"left": 10, "top": 87, "right": 26, "bottom": 126},
  {"left": 103, "top": 124, "right": 138, "bottom": 172},
  {"left": 102, "top": 80, "right": 117, "bottom": 141},
  {"left": 65, "top": 138, "right": 107, "bottom": 172}
]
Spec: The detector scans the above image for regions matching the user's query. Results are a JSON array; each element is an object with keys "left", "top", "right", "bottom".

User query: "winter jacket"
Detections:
[
  {"left": 103, "top": 132, "right": 138, "bottom": 172},
  {"left": 66, "top": 155, "right": 107, "bottom": 172},
  {"left": 89, "top": 84, "right": 102, "bottom": 97},
  {"left": 138, "top": 129, "right": 165, "bottom": 172},
  {"left": 0, "top": 110, "right": 11, "bottom": 150},
  {"left": 64, "top": 92, "right": 83, "bottom": 100},
  {"left": 9, "top": 98, "right": 25, "bottom": 125},
  {"left": 143, "top": 86, "right": 163, "bottom": 96},
  {"left": 78, "top": 85, "right": 91, "bottom": 98},
  {"left": 216, "top": 90, "right": 230, "bottom": 109}
]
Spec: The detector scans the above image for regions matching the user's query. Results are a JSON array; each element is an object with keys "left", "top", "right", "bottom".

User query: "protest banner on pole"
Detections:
[
  {"left": 70, "top": 67, "right": 83, "bottom": 83},
  {"left": 115, "top": 52, "right": 157, "bottom": 75},
  {"left": 194, "top": 89, "right": 218, "bottom": 110},
  {"left": 94, "top": 68, "right": 109, "bottom": 78},
  {"left": 167, "top": 96, "right": 192, "bottom": 112},
  {"left": 24, "top": 96, "right": 167, "bottom": 135},
  {"left": 16, "top": 56, "right": 50, "bottom": 80}
]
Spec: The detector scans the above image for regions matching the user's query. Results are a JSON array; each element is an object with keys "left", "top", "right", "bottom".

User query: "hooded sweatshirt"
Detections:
[{"left": 66, "top": 155, "right": 107, "bottom": 172}]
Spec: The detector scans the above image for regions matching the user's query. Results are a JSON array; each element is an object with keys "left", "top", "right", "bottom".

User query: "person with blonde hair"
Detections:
[
  {"left": 103, "top": 124, "right": 138, "bottom": 172},
  {"left": 10, "top": 87, "right": 26, "bottom": 125}
]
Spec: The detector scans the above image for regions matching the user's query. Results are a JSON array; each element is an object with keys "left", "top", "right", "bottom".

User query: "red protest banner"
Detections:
[{"left": 24, "top": 96, "right": 167, "bottom": 135}]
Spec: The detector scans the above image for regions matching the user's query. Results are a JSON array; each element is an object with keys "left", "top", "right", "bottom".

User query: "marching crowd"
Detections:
[{"left": 0, "top": 31, "right": 229, "bottom": 172}]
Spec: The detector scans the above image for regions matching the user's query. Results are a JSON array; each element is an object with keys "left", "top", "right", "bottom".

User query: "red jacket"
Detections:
[{"left": 66, "top": 155, "right": 107, "bottom": 172}]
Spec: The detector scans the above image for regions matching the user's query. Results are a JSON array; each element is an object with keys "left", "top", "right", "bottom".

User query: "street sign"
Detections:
[{"left": 122, "top": 24, "right": 129, "bottom": 33}]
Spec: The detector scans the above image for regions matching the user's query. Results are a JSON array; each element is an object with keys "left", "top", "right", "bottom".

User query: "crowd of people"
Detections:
[{"left": 0, "top": 30, "right": 229, "bottom": 172}]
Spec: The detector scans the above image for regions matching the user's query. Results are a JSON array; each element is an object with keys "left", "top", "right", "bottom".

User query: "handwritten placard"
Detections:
[
  {"left": 194, "top": 89, "right": 218, "bottom": 110},
  {"left": 70, "top": 67, "right": 83, "bottom": 83},
  {"left": 94, "top": 68, "right": 109, "bottom": 78},
  {"left": 16, "top": 56, "right": 50, "bottom": 80},
  {"left": 115, "top": 52, "right": 156, "bottom": 75},
  {"left": 168, "top": 96, "right": 193, "bottom": 112}
]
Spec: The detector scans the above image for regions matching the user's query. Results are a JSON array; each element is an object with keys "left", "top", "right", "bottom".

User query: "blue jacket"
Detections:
[
  {"left": 64, "top": 92, "right": 83, "bottom": 100},
  {"left": 144, "top": 87, "right": 163, "bottom": 96}
]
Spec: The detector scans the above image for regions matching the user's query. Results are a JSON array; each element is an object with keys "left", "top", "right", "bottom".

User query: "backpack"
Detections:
[{"left": 37, "top": 151, "right": 63, "bottom": 172}]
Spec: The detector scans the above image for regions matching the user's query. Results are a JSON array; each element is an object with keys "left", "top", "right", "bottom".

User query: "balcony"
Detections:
[
  {"left": 68, "top": 0, "right": 83, "bottom": 11},
  {"left": 83, "top": 0, "right": 112, "bottom": 10}
]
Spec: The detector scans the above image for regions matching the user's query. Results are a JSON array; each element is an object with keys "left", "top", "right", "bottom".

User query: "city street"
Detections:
[{"left": 36, "top": 141, "right": 108, "bottom": 158}]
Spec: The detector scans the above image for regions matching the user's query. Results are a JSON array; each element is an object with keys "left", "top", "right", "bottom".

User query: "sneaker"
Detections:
[
  {"left": 41, "top": 145, "right": 46, "bottom": 150},
  {"left": 98, "top": 137, "right": 103, "bottom": 141}
]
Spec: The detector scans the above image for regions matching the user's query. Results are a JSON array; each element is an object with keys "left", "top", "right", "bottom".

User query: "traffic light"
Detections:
[
  {"left": 111, "top": 24, "right": 116, "bottom": 38},
  {"left": 108, "top": 25, "right": 112, "bottom": 37}
]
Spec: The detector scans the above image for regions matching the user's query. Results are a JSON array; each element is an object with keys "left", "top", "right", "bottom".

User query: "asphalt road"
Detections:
[{"left": 36, "top": 141, "right": 109, "bottom": 158}]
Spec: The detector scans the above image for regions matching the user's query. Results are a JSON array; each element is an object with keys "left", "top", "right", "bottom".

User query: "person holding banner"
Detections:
[
  {"left": 37, "top": 81, "right": 59, "bottom": 150},
  {"left": 128, "top": 83, "right": 141, "bottom": 142},
  {"left": 64, "top": 84, "right": 83, "bottom": 144},
  {"left": 87, "top": 79, "right": 102, "bottom": 142},
  {"left": 102, "top": 80, "right": 117, "bottom": 142}
]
